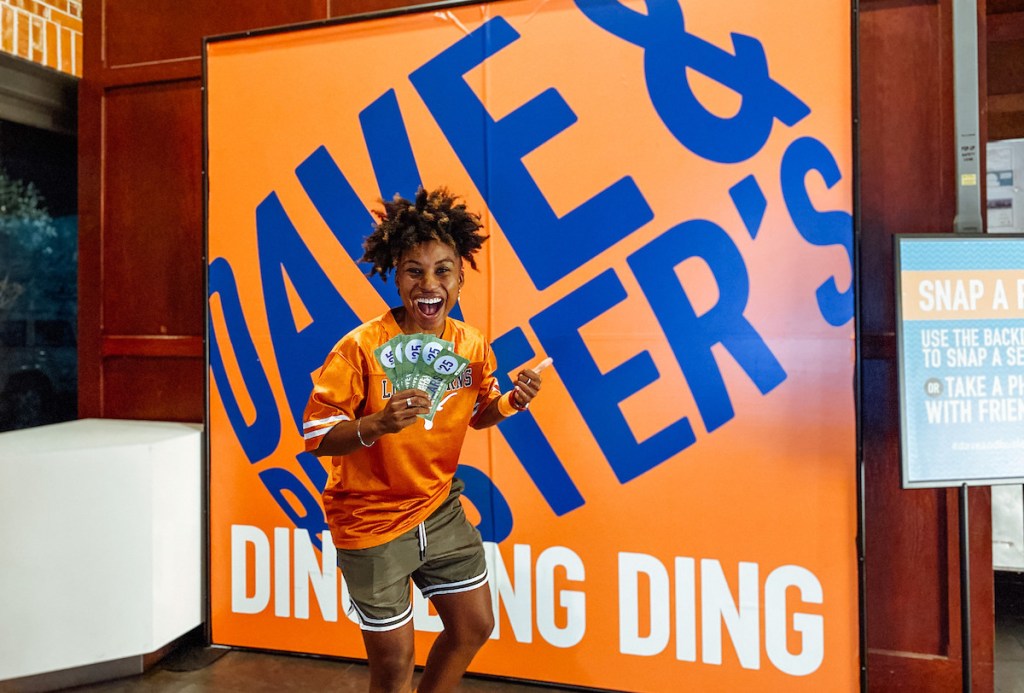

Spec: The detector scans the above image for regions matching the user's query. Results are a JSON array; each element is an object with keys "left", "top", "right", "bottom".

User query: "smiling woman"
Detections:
[{"left": 302, "top": 186, "right": 547, "bottom": 693}]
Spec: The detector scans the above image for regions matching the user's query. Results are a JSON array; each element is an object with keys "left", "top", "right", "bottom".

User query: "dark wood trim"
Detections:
[
  {"left": 858, "top": 0, "right": 940, "bottom": 8},
  {"left": 99, "top": 60, "right": 202, "bottom": 88},
  {"left": 988, "top": 10, "right": 1024, "bottom": 41},
  {"left": 101, "top": 336, "right": 204, "bottom": 358},
  {"left": 861, "top": 332, "right": 896, "bottom": 361},
  {"left": 989, "top": 92, "right": 1024, "bottom": 112},
  {"left": 77, "top": 1, "right": 104, "bottom": 417}
]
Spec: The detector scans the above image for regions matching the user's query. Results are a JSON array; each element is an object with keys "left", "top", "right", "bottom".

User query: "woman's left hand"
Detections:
[
  {"left": 475, "top": 358, "right": 552, "bottom": 429},
  {"left": 512, "top": 367, "right": 544, "bottom": 409}
]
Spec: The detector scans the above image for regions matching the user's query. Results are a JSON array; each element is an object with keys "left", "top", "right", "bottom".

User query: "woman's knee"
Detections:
[
  {"left": 363, "top": 626, "right": 416, "bottom": 692},
  {"left": 432, "top": 586, "right": 495, "bottom": 648},
  {"left": 449, "top": 602, "right": 494, "bottom": 648}
]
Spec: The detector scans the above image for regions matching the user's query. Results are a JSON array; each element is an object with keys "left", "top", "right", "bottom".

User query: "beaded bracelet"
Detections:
[{"left": 356, "top": 417, "right": 375, "bottom": 447}]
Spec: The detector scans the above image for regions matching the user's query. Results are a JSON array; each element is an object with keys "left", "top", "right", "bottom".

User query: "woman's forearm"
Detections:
[{"left": 312, "top": 413, "right": 385, "bottom": 456}]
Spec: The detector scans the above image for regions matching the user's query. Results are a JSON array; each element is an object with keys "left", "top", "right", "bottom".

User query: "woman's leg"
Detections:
[
  {"left": 361, "top": 621, "right": 417, "bottom": 693},
  {"left": 416, "top": 583, "right": 494, "bottom": 693}
]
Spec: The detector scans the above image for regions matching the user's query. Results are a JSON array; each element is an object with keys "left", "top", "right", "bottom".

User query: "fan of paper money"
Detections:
[{"left": 374, "top": 333, "right": 469, "bottom": 422}]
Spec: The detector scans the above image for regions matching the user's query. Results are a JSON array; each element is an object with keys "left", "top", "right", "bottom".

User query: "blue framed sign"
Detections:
[{"left": 896, "top": 234, "right": 1024, "bottom": 488}]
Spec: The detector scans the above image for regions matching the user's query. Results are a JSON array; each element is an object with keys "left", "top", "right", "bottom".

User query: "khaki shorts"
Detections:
[{"left": 336, "top": 478, "right": 488, "bottom": 632}]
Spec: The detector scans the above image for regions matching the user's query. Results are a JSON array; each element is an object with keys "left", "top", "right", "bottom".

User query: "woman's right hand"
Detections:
[
  {"left": 376, "top": 388, "right": 431, "bottom": 433},
  {"left": 312, "top": 389, "right": 431, "bottom": 456}
]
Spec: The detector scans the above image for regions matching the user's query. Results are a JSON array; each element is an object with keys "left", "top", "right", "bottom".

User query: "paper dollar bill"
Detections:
[{"left": 374, "top": 333, "right": 469, "bottom": 422}]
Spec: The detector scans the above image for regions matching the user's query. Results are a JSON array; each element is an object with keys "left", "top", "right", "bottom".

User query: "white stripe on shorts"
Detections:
[
  {"left": 351, "top": 601, "right": 415, "bottom": 632},
  {"left": 419, "top": 570, "right": 489, "bottom": 599}
]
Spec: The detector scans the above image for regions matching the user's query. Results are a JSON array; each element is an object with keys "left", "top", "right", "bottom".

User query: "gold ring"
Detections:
[{"left": 524, "top": 377, "right": 531, "bottom": 387}]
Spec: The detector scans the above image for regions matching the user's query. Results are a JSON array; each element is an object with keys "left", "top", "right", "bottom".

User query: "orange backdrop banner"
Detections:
[{"left": 205, "top": 1, "right": 857, "bottom": 690}]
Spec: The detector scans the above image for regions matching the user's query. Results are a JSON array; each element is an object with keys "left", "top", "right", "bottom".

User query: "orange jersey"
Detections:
[{"left": 303, "top": 310, "right": 501, "bottom": 550}]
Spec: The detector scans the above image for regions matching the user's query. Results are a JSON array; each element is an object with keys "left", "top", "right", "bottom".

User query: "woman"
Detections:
[{"left": 303, "top": 187, "right": 544, "bottom": 693}]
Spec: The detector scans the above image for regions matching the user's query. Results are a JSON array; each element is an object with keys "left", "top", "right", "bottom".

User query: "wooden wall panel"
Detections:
[
  {"left": 987, "top": 39, "right": 1024, "bottom": 94},
  {"left": 989, "top": 97, "right": 1024, "bottom": 141},
  {"left": 859, "top": 2, "right": 950, "bottom": 337},
  {"left": 102, "top": 81, "right": 203, "bottom": 337},
  {"left": 327, "top": 0, "right": 429, "bottom": 17},
  {"left": 79, "top": 1, "right": 346, "bottom": 421},
  {"left": 102, "top": 357, "right": 205, "bottom": 421},
  {"left": 102, "top": 0, "right": 330, "bottom": 67},
  {"left": 987, "top": 4, "right": 1024, "bottom": 141},
  {"left": 859, "top": 0, "right": 994, "bottom": 690},
  {"left": 989, "top": 0, "right": 1024, "bottom": 16},
  {"left": 862, "top": 363, "right": 950, "bottom": 655}
]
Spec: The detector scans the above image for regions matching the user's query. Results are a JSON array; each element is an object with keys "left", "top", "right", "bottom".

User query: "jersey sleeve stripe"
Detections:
[{"left": 303, "top": 414, "right": 351, "bottom": 430}]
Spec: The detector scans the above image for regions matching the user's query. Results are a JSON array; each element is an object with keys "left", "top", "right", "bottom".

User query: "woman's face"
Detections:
[{"left": 395, "top": 239, "right": 464, "bottom": 335}]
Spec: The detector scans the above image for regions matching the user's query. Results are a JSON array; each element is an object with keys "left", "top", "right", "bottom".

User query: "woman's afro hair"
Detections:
[{"left": 361, "top": 186, "right": 487, "bottom": 281}]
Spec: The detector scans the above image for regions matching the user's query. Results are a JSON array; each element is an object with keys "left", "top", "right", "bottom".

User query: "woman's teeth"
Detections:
[{"left": 417, "top": 297, "right": 443, "bottom": 316}]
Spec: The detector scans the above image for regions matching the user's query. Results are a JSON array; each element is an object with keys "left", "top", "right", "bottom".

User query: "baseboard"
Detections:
[
  {"left": 0, "top": 626, "right": 205, "bottom": 693},
  {"left": 0, "top": 655, "right": 143, "bottom": 693}
]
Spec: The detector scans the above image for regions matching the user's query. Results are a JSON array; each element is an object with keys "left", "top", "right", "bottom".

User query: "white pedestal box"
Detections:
[{"left": 0, "top": 419, "right": 203, "bottom": 684}]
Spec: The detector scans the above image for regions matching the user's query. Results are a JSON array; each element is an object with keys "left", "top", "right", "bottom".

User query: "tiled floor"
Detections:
[
  {"left": 66, "top": 647, "right": 579, "bottom": 693},
  {"left": 53, "top": 576, "right": 1024, "bottom": 692},
  {"left": 57, "top": 620, "right": 1024, "bottom": 693}
]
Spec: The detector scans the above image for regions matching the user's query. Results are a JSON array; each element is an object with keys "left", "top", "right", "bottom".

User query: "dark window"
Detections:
[
  {"left": 0, "top": 55, "right": 78, "bottom": 431},
  {"left": 0, "top": 319, "right": 27, "bottom": 347},
  {"left": 34, "top": 319, "right": 75, "bottom": 347}
]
